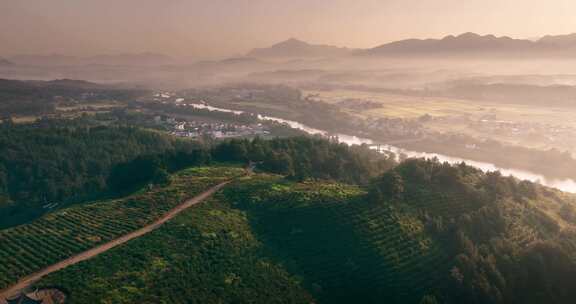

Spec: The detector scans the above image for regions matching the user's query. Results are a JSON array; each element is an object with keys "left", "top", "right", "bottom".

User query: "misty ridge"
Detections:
[
  {"left": 6, "top": 53, "right": 174, "bottom": 67},
  {"left": 5, "top": 32, "right": 576, "bottom": 87},
  {"left": 7, "top": 32, "right": 576, "bottom": 66}
]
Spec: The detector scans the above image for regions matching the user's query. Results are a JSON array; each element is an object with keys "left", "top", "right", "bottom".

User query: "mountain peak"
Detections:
[
  {"left": 285, "top": 38, "right": 306, "bottom": 43},
  {"left": 457, "top": 32, "right": 482, "bottom": 39},
  {"left": 271, "top": 38, "right": 310, "bottom": 48},
  {"left": 442, "top": 33, "right": 502, "bottom": 41}
]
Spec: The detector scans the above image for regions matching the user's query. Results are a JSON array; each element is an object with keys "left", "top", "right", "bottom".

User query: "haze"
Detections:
[
  {"left": 5, "top": 1, "right": 576, "bottom": 303},
  {"left": 2, "top": 0, "right": 576, "bottom": 58}
]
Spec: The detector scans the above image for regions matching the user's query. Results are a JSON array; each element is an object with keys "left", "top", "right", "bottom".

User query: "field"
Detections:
[
  {"left": 7, "top": 101, "right": 125, "bottom": 125},
  {"left": 0, "top": 166, "right": 244, "bottom": 291},
  {"left": 305, "top": 89, "right": 576, "bottom": 152},
  {"left": 306, "top": 89, "right": 576, "bottom": 125},
  {"left": 55, "top": 102, "right": 122, "bottom": 112}
]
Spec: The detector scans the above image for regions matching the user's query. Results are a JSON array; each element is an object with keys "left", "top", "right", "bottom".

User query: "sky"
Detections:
[{"left": 1, "top": 0, "right": 576, "bottom": 59}]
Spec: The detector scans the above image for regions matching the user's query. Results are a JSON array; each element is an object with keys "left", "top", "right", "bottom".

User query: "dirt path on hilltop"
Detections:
[{"left": 0, "top": 181, "right": 231, "bottom": 302}]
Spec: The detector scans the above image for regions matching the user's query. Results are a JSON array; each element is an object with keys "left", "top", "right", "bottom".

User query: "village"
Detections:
[{"left": 152, "top": 115, "right": 270, "bottom": 139}]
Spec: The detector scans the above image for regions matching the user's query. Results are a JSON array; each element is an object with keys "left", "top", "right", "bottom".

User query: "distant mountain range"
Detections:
[
  {"left": 8, "top": 53, "right": 174, "bottom": 66},
  {"left": 359, "top": 32, "right": 576, "bottom": 57},
  {"left": 248, "top": 33, "right": 576, "bottom": 59},
  {"left": 6, "top": 33, "right": 576, "bottom": 67},
  {"left": 538, "top": 33, "right": 576, "bottom": 46},
  {"left": 360, "top": 33, "right": 532, "bottom": 56},
  {"left": 247, "top": 38, "right": 352, "bottom": 58}
]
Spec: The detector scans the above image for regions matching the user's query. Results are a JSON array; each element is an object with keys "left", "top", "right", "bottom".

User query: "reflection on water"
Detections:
[{"left": 187, "top": 103, "right": 576, "bottom": 193}]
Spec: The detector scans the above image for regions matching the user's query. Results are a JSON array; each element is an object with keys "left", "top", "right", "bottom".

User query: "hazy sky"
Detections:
[{"left": 2, "top": 0, "right": 576, "bottom": 58}]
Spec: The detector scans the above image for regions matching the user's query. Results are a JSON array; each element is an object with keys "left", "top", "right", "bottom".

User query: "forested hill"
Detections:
[
  {"left": 0, "top": 123, "right": 202, "bottom": 228},
  {"left": 368, "top": 159, "right": 576, "bottom": 303},
  {"left": 0, "top": 122, "right": 393, "bottom": 228}
]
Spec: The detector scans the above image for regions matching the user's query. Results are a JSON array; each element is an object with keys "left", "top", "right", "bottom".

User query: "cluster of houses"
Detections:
[{"left": 153, "top": 115, "right": 269, "bottom": 139}]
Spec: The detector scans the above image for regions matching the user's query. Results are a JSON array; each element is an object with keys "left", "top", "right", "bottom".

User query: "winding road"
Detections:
[{"left": 0, "top": 181, "right": 231, "bottom": 303}]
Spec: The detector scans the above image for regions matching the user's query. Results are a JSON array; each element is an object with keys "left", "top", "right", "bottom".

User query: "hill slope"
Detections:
[
  {"left": 0, "top": 166, "right": 244, "bottom": 292},
  {"left": 32, "top": 160, "right": 576, "bottom": 304},
  {"left": 34, "top": 175, "right": 315, "bottom": 304}
]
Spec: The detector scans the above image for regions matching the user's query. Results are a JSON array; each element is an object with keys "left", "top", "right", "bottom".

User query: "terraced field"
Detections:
[
  {"left": 21, "top": 174, "right": 453, "bottom": 303},
  {"left": 17, "top": 166, "right": 574, "bottom": 303},
  {"left": 35, "top": 182, "right": 315, "bottom": 304},
  {"left": 223, "top": 175, "right": 451, "bottom": 303},
  {"left": 0, "top": 166, "right": 245, "bottom": 290}
]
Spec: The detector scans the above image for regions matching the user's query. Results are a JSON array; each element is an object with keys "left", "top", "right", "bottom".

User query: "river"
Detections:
[{"left": 188, "top": 103, "right": 576, "bottom": 193}]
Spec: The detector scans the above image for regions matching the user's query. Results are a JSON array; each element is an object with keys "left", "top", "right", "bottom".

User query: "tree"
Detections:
[
  {"left": 213, "top": 140, "right": 248, "bottom": 162},
  {"left": 152, "top": 168, "right": 171, "bottom": 186},
  {"left": 107, "top": 156, "right": 163, "bottom": 193},
  {"left": 374, "top": 171, "right": 404, "bottom": 200},
  {"left": 261, "top": 151, "right": 294, "bottom": 176}
]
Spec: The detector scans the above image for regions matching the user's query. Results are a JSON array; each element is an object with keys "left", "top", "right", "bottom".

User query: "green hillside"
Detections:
[
  {"left": 0, "top": 166, "right": 244, "bottom": 290},
  {"left": 368, "top": 159, "right": 576, "bottom": 303},
  {"left": 222, "top": 174, "right": 448, "bottom": 303},
  {"left": 33, "top": 161, "right": 576, "bottom": 303},
  {"left": 36, "top": 177, "right": 316, "bottom": 304}
]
